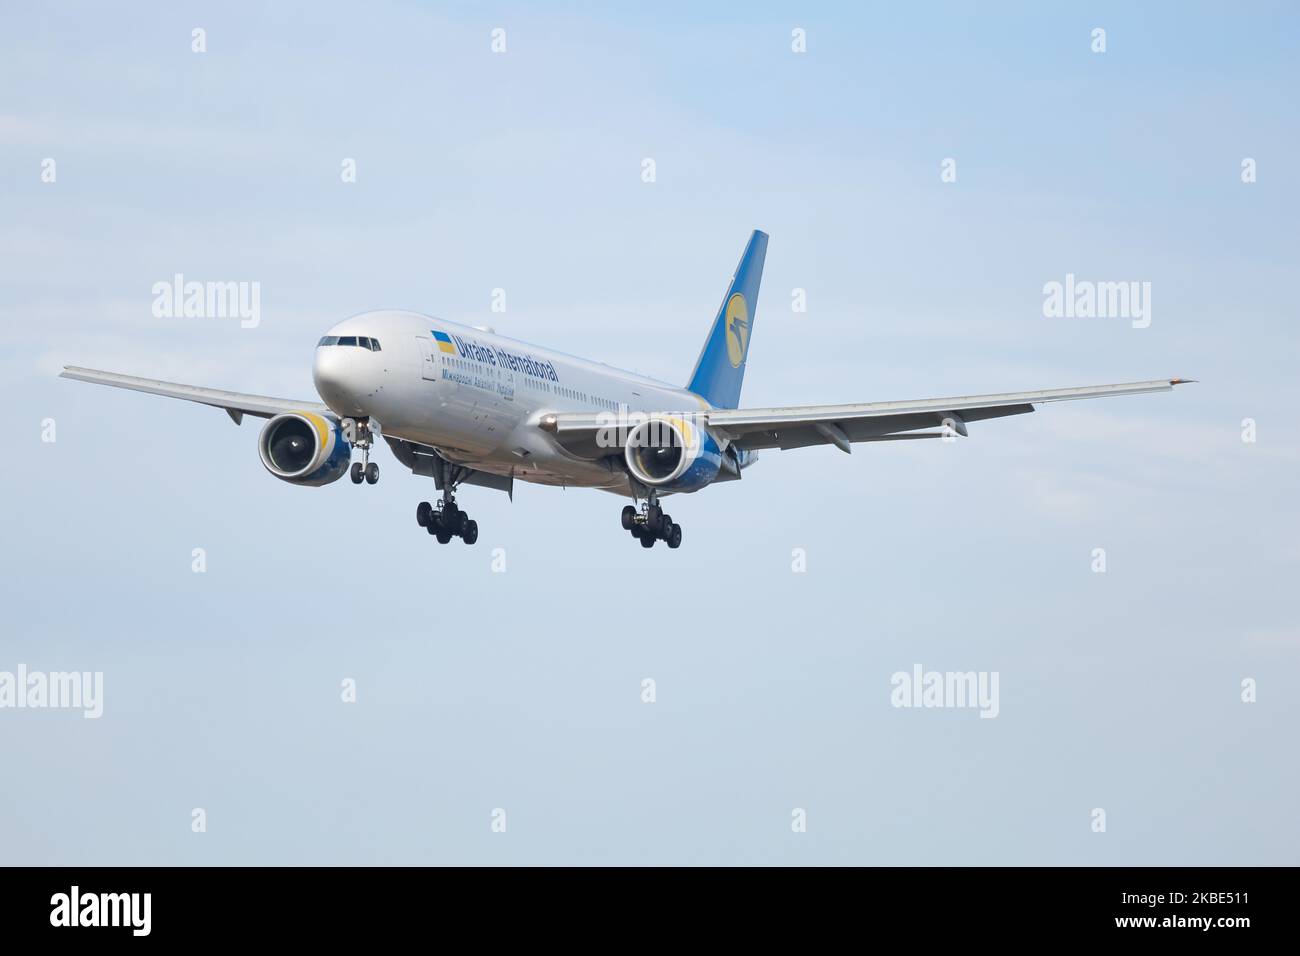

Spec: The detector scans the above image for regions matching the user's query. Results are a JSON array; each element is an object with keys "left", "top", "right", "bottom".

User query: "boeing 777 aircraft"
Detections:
[{"left": 62, "top": 231, "right": 1188, "bottom": 549}]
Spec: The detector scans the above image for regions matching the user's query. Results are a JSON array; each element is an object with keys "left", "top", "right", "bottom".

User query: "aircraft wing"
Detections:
[
  {"left": 710, "top": 379, "right": 1190, "bottom": 452},
  {"left": 541, "top": 379, "right": 1190, "bottom": 456},
  {"left": 59, "top": 366, "right": 329, "bottom": 425}
]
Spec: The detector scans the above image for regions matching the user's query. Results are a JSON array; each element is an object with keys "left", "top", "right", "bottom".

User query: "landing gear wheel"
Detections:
[
  {"left": 621, "top": 505, "right": 636, "bottom": 531},
  {"left": 436, "top": 529, "right": 453, "bottom": 544},
  {"left": 437, "top": 506, "right": 465, "bottom": 535},
  {"left": 462, "top": 520, "right": 479, "bottom": 545},
  {"left": 647, "top": 504, "right": 663, "bottom": 534},
  {"left": 630, "top": 524, "right": 644, "bottom": 539},
  {"left": 454, "top": 510, "right": 470, "bottom": 535},
  {"left": 416, "top": 501, "right": 432, "bottom": 527},
  {"left": 365, "top": 462, "right": 379, "bottom": 484},
  {"left": 640, "top": 532, "right": 656, "bottom": 548},
  {"left": 667, "top": 523, "right": 682, "bottom": 549},
  {"left": 350, "top": 462, "right": 364, "bottom": 484}
]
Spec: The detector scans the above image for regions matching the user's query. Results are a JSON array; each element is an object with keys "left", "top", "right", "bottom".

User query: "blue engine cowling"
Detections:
[
  {"left": 257, "top": 411, "right": 351, "bottom": 486},
  {"left": 623, "top": 415, "right": 723, "bottom": 493}
]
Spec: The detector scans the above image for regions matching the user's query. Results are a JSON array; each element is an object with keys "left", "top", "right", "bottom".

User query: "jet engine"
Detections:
[
  {"left": 623, "top": 415, "right": 722, "bottom": 493},
  {"left": 257, "top": 411, "right": 351, "bottom": 486}
]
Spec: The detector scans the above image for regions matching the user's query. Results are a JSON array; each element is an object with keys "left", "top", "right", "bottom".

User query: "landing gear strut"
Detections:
[
  {"left": 346, "top": 418, "right": 379, "bottom": 485},
  {"left": 415, "top": 458, "right": 479, "bottom": 545},
  {"left": 621, "top": 491, "right": 682, "bottom": 549}
]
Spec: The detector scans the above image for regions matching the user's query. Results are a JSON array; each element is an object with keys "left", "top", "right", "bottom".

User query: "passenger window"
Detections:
[{"left": 338, "top": 336, "right": 357, "bottom": 347}]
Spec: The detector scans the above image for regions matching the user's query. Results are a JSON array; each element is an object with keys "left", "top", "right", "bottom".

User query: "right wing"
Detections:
[{"left": 60, "top": 366, "right": 329, "bottom": 425}]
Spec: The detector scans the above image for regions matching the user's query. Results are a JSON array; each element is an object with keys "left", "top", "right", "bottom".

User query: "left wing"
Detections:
[
  {"left": 709, "top": 378, "right": 1189, "bottom": 452},
  {"left": 541, "top": 378, "right": 1190, "bottom": 456},
  {"left": 60, "top": 366, "right": 329, "bottom": 425}
]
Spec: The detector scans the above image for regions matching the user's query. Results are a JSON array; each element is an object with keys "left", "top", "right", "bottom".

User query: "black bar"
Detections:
[{"left": 0, "top": 866, "right": 1279, "bottom": 942}]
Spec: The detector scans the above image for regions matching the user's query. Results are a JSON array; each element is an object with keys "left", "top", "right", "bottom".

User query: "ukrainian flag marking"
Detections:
[{"left": 431, "top": 330, "right": 457, "bottom": 354}]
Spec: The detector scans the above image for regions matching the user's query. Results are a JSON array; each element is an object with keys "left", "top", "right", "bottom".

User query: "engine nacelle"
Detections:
[
  {"left": 258, "top": 411, "right": 351, "bottom": 486},
  {"left": 624, "top": 415, "right": 722, "bottom": 492}
]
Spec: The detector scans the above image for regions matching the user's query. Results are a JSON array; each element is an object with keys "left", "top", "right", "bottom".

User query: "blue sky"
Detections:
[{"left": 1, "top": 1, "right": 1297, "bottom": 864}]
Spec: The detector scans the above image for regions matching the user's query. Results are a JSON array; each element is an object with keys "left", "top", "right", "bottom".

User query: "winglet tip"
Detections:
[{"left": 1170, "top": 377, "right": 1197, "bottom": 386}]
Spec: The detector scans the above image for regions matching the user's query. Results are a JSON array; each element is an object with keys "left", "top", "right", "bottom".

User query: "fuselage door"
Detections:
[{"left": 417, "top": 337, "right": 439, "bottom": 381}]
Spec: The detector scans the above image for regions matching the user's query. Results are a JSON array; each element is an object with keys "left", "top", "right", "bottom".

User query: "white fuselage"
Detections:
[{"left": 311, "top": 310, "right": 709, "bottom": 494}]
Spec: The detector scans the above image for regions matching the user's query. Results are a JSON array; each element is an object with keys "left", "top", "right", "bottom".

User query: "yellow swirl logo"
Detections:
[{"left": 724, "top": 293, "right": 750, "bottom": 368}]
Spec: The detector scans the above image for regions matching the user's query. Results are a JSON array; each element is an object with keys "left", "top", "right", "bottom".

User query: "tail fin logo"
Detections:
[{"left": 724, "top": 293, "right": 750, "bottom": 368}]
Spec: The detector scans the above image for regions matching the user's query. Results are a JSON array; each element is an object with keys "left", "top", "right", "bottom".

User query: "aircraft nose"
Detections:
[{"left": 313, "top": 344, "right": 363, "bottom": 415}]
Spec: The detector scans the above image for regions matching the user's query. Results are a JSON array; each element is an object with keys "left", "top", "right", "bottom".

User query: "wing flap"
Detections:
[{"left": 734, "top": 404, "right": 1037, "bottom": 450}]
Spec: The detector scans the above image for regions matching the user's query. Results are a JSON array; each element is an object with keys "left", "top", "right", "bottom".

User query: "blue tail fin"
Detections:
[{"left": 686, "top": 230, "right": 768, "bottom": 409}]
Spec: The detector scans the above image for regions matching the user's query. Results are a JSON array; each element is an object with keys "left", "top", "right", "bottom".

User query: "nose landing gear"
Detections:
[
  {"left": 621, "top": 494, "right": 682, "bottom": 549},
  {"left": 350, "top": 460, "right": 379, "bottom": 485},
  {"left": 345, "top": 418, "right": 379, "bottom": 485}
]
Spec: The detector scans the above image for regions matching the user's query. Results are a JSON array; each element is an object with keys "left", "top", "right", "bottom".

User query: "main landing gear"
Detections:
[
  {"left": 621, "top": 494, "right": 682, "bottom": 549},
  {"left": 415, "top": 457, "right": 478, "bottom": 545},
  {"left": 416, "top": 497, "right": 478, "bottom": 544},
  {"left": 416, "top": 496, "right": 478, "bottom": 541},
  {"left": 346, "top": 418, "right": 379, "bottom": 485}
]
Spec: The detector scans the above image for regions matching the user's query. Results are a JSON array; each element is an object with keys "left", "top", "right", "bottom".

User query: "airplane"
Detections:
[{"left": 61, "top": 230, "right": 1189, "bottom": 550}]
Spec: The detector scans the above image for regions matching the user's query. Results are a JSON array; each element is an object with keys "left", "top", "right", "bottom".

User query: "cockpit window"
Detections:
[{"left": 318, "top": 334, "right": 379, "bottom": 348}]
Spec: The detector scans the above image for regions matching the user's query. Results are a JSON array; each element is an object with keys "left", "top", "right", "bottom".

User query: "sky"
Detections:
[{"left": 1, "top": 1, "right": 1297, "bottom": 865}]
